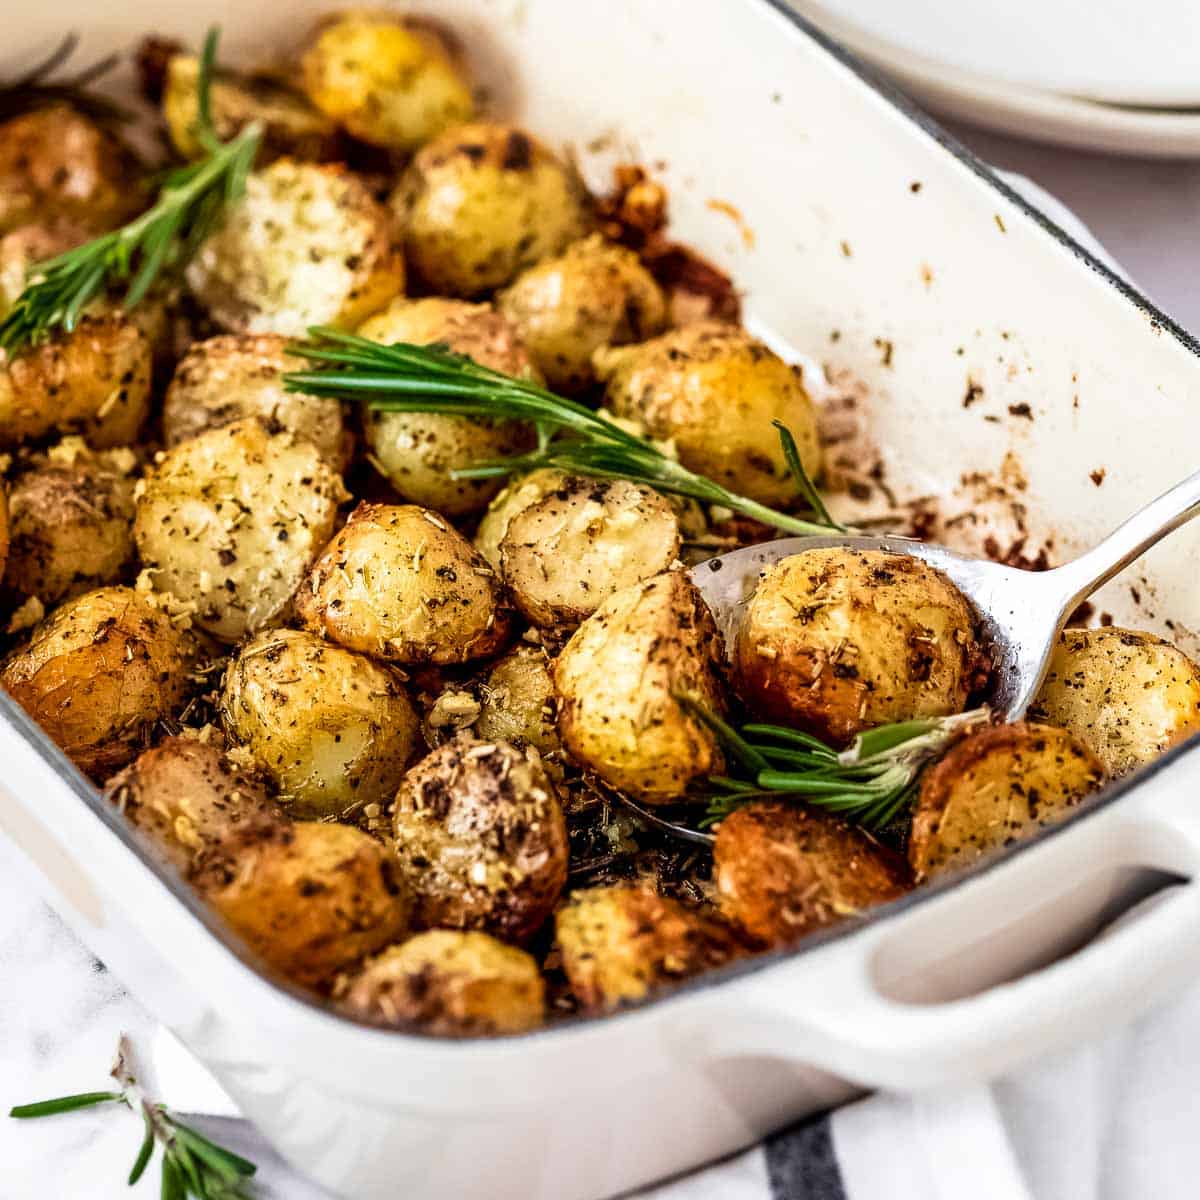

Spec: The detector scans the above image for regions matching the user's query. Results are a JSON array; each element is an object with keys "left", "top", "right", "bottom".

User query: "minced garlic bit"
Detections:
[
  {"left": 6, "top": 595, "right": 45, "bottom": 634},
  {"left": 428, "top": 689, "right": 481, "bottom": 730}
]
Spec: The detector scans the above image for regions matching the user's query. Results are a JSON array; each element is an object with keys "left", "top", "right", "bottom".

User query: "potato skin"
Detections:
[
  {"left": 163, "top": 334, "right": 348, "bottom": 468},
  {"left": 555, "top": 885, "right": 743, "bottom": 1010},
  {"left": 499, "top": 477, "right": 681, "bottom": 630},
  {"left": 0, "top": 315, "right": 152, "bottom": 448},
  {"left": 713, "top": 801, "right": 909, "bottom": 947},
  {"left": 104, "top": 736, "right": 284, "bottom": 875},
  {"left": 909, "top": 721, "right": 1104, "bottom": 879},
  {"left": 4, "top": 453, "right": 136, "bottom": 605},
  {"left": 498, "top": 234, "right": 666, "bottom": 392},
  {"left": 338, "top": 931, "right": 543, "bottom": 1035},
  {"left": 734, "top": 548, "right": 986, "bottom": 746},
  {"left": 297, "top": 502, "right": 515, "bottom": 666},
  {"left": 596, "top": 321, "right": 821, "bottom": 507},
  {"left": 186, "top": 159, "right": 405, "bottom": 337},
  {"left": 359, "top": 298, "right": 537, "bottom": 515},
  {"left": 1, "top": 586, "right": 195, "bottom": 777},
  {"left": 394, "top": 121, "right": 592, "bottom": 296},
  {"left": 301, "top": 11, "right": 474, "bottom": 151},
  {"left": 392, "top": 735, "right": 568, "bottom": 944},
  {"left": 554, "top": 571, "right": 727, "bottom": 803},
  {"left": 196, "top": 820, "right": 410, "bottom": 989},
  {"left": 221, "top": 628, "right": 420, "bottom": 819},
  {"left": 135, "top": 420, "right": 343, "bottom": 644},
  {"left": 1030, "top": 627, "right": 1200, "bottom": 777},
  {"left": 474, "top": 468, "right": 568, "bottom": 569},
  {"left": 476, "top": 645, "right": 560, "bottom": 757}
]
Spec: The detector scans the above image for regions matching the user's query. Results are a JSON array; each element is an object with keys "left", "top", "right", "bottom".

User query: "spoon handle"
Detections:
[{"left": 1050, "top": 467, "right": 1200, "bottom": 616}]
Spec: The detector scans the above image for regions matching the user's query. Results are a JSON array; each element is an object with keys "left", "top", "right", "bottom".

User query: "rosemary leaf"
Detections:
[
  {"left": 9, "top": 1090, "right": 123, "bottom": 1118},
  {"left": 129, "top": 1109, "right": 157, "bottom": 1185}
]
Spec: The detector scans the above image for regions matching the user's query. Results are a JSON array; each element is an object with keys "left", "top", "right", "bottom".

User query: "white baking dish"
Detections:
[{"left": 4, "top": 2, "right": 1200, "bottom": 1197}]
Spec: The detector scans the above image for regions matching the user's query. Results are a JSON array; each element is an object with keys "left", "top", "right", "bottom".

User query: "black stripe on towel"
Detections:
[{"left": 764, "top": 1114, "right": 847, "bottom": 1200}]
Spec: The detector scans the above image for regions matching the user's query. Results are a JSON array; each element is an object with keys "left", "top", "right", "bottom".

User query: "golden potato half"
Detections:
[
  {"left": 596, "top": 321, "right": 821, "bottom": 508},
  {"left": 733, "top": 547, "right": 986, "bottom": 745},
  {"left": 222, "top": 628, "right": 420, "bottom": 820},
  {"left": 1030, "top": 627, "right": 1200, "bottom": 777},
  {"left": 297, "top": 502, "right": 515, "bottom": 665},
  {"left": 394, "top": 121, "right": 592, "bottom": 296},
  {"left": 392, "top": 735, "right": 568, "bottom": 943},
  {"left": 476, "top": 645, "right": 560, "bottom": 757},
  {"left": 338, "top": 931, "right": 544, "bottom": 1036},
  {"left": 1, "top": 586, "right": 195, "bottom": 777},
  {"left": 713, "top": 801, "right": 909, "bottom": 947},
  {"left": 473, "top": 468, "right": 568, "bottom": 569},
  {"left": 554, "top": 571, "right": 728, "bottom": 803},
  {"left": 909, "top": 721, "right": 1105, "bottom": 879},
  {"left": 556, "top": 885, "right": 744, "bottom": 1010}
]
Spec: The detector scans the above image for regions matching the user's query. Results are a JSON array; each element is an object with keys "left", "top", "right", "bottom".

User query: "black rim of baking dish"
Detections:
[{"left": 5, "top": 0, "right": 1200, "bottom": 1048}]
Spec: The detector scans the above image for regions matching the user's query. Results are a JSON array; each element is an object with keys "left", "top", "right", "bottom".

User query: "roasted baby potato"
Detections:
[
  {"left": 164, "top": 53, "right": 338, "bottom": 162},
  {"left": 0, "top": 219, "right": 97, "bottom": 314},
  {"left": 909, "top": 721, "right": 1105, "bottom": 879},
  {"left": 499, "top": 477, "right": 681, "bottom": 630},
  {"left": 196, "top": 820, "right": 410, "bottom": 989},
  {"left": 498, "top": 234, "right": 666, "bottom": 392},
  {"left": 476, "top": 645, "right": 559, "bottom": 757},
  {"left": 1, "top": 586, "right": 195, "bottom": 777},
  {"left": 104, "top": 735, "right": 284, "bottom": 875},
  {"left": 0, "top": 315, "right": 152, "bottom": 448},
  {"left": 473, "top": 468, "right": 568, "bottom": 569},
  {"left": 297, "top": 502, "right": 515, "bottom": 665},
  {"left": 393, "top": 121, "right": 592, "bottom": 296},
  {"left": 713, "top": 801, "right": 909, "bottom": 947},
  {"left": 221, "top": 628, "right": 420, "bottom": 819},
  {"left": 4, "top": 449, "right": 136, "bottom": 605},
  {"left": 0, "top": 105, "right": 139, "bottom": 235},
  {"left": 392, "top": 735, "right": 568, "bottom": 943},
  {"left": 1030, "top": 627, "right": 1200, "bottom": 777},
  {"left": 301, "top": 11, "right": 474, "bottom": 151},
  {"left": 596, "top": 321, "right": 821, "bottom": 507},
  {"left": 555, "top": 885, "right": 744, "bottom": 1010},
  {"left": 162, "top": 333, "right": 348, "bottom": 468},
  {"left": 134, "top": 419, "right": 343, "bottom": 643},
  {"left": 337, "top": 931, "right": 544, "bottom": 1035},
  {"left": 186, "top": 159, "right": 405, "bottom": 336},
  {"left": 733, "top": 548, "right": 986, "bottom": 745},
  {"left": 555, "top": 571, "right": 727, "bottom": 803},
  {"left": 358, "top": 297, "right": 537, "bottom": 515}
]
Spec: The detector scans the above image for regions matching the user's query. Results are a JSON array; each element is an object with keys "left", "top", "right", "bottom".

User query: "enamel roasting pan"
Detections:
[{"left": 3, "top": 2, "right": 1200, "bottom": 1197}]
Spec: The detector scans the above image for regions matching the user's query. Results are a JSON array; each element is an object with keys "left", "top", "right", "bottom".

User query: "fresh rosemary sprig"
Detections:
[
  {"left": 0, "top": 29, "right": 261, "bottom": 356},
  {"left": 10, "top": 1036, "right": 258, "bottom": 1198},
  {"left": 284, "top": 328, "right": 845, "bottom": 538},
  {"left": 0, "top": 33, "right": 132, "bottom": 126},
  {"left": 677, "top": 696, "right": 992, "bottom": 830}
]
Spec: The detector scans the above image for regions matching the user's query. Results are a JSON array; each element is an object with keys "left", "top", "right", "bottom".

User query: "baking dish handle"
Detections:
[{"left": 718, "top": 752, "right": 1200, "bottom": 1091}]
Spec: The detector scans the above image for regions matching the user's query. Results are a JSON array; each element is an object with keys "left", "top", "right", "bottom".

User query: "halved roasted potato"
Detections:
[
  {"left": 475, "top": 644, "right": 559, "bottom": 757},
  {"left": 473, "top": 468, "right": 568, "bottom": 569}
]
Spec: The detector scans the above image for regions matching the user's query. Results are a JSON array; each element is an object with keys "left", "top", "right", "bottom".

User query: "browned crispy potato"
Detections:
[
  {"left": 0, "top": 315, "right": 152, "bottom": 448},
  {"left": 555, "top": 885, "right": 744, "bottom": 1010},
  {"left": 297, "top": 503, "right": 515, "bottom": 666},
  {"left": 909, "top": 721, "right": 1105, "bottom": 879},
  {"left": 104, "top": 736, "right": 284, "bottom": 875},
  {"left": 134, "top": 420, "right": 344, "bottom": 644},
  {"left": 596, "top": 321, "right": 821, "bottom": 507},
  {"left": 1030, "top": 627, "right": 1200, "bottom": 776},
  {"left": 499, "top": 477, "right": 681, "bottom": 631},
  {"left": 0, "top": 106, "right": 140, "bottom": 235},
  {"left": 301, "top": 11, "right": 474, "bottom": 152},
  {"left": 554, "top": 571, "right": 727, "bottom": 803},
  {"left": 337, "top": 931, "right": 544, "bottom": 1035},
  {"left": 394, "top": 121, "right": 592, "bottom": 296},
  {"left": 162, "top": 334, "right": 348, "bottom": 468},
  {"left": 713, "top": 801, "right": 909, "bottom": 947},
  {"left": 196, "top": 820, "right": 410, "bottom": 989},
  {"left": 392, "top": 735, "right": 568, "bottom": 943},
  {"left": 476, "top": 645, "right": 559, "bottom": 757},
  {"left": 221, "top": 628, "right": 420, "bottom": 820},
  {"left": 0, "top": 586, "right": 196, "bottom": 777},
  {"left": 4, "top": 449, "right": 136, "bottom": 605},
  {"left": 473, "top": 468, "right": 568, "bottom": 568},
  {"left": 358, "top": 298, "right": 537, "bottom": 515},
  {"left": 733, "top": 548, "right": 986, "bottom": 746},
  {"left": 498, "top": 234, "right": 666, "bottom": 392}
]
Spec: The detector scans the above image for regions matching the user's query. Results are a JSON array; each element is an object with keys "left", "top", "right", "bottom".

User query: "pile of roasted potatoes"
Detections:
[{"left": 2, "top": 11, "right": 1199, "bottom": 1037}]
